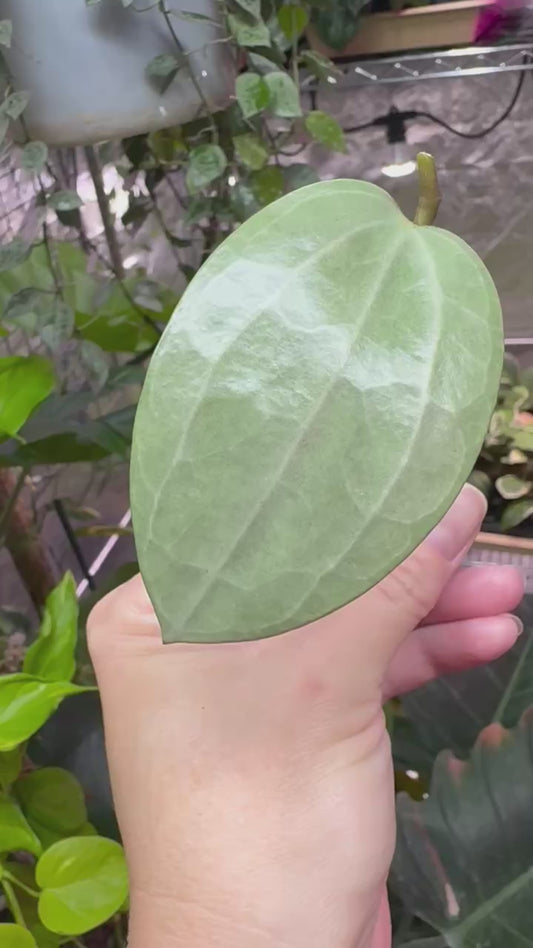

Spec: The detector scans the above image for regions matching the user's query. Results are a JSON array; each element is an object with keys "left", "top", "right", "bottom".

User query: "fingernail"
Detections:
[
  {"left": 511, "top": 615, "right": 524, "bottom": 638},
  {"left": 427, "top": 484, "right": 487, "bottom": 561}
]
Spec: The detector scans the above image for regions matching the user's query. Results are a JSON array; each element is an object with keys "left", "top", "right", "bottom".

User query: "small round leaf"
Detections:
[
  {"left": 36, "top": 836, "right": 128, "bottom": 935},
  {"left": 15, "top": 768, "right": 87, "bottom": 836}
]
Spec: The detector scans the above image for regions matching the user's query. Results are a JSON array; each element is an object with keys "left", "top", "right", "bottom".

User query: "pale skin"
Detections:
[{"left": 88, "top": 484, "right": 524, "bottom": 948}]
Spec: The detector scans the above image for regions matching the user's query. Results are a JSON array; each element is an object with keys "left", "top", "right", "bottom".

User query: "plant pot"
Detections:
[
  {"left": 0, "top": 0, "right": 235, "bottom": 146},
  {"left": 307, "top": 0, "right": 489, "bottom": 58}
]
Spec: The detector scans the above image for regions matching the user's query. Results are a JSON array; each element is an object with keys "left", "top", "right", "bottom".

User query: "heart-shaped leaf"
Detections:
[
  {"left": 15, "top": 767, "right": 87, "bottom": 837},
  {"left": 36, "top": 836, "right": 128, "bottom": 935},
  {"left": 0, "top": 794, "right": 42, "bottom": 856},
  {"left": 130, "top": 176, "right": 502, "bottom": 643},
  {"left": 24, "top": 573, "right": 78, "bottom": 683},
  {"left": 305, "top": 110, "right": 346, "bottom": 152},
  {"left": 393, "top": 711, "right": 533, "bottom": 946},
  {"left": 235, "top": 72, "right": 270, "bottom": 119},
  {"left": 0, "top": 356, "right": 55, "bottom": 439},
  {"left": 264, "top": 71, "right": 301, "bottom": 117}
]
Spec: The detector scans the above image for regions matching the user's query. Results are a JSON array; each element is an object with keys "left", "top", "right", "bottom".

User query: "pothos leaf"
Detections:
[
  {"left": 277, "top": 4, "right": 308, "bottom": 40},
  {"left": 305, "top": 110, "right": 346, "bottom": 152},
  {"left": 235, "top": 72, "right": 270, "bottom": 119},
  {"left": 0, "top": 926, "right": 37, "bottom": 948},
  {"left": 23, "top": 573, "right": 78, "bottom": 683},
  {"left": 0, "top": 676, "right": 91, "bottom": 750},
  {"left": 186, "top": 144, "right": 227, "bottom": 192},
  {"left": 264, "top": 71, "right": 301, "bottom": 117},
  {"left": 0, "top": 20, "right": 12, "bottom": 48},
  {"left": 1, "top": 91, "right": 30, "bottom": 120},
  {"left": 233, "top": 133, "right": 269, "bottom": 170},
  {"left": 0, "top": 356, "right": 55, "bottom": 438},
  {"left": 20, "top": 141, "right": 48, "bottom": 175},
  {"left": 130, "top": 178, "right": 502, "bottom": 643},
  {"left": 299, "top": 49, "right": 342, "bottom": 83},
  {"left": 227, "top": 12, "right": 271, "bottom": 47}
]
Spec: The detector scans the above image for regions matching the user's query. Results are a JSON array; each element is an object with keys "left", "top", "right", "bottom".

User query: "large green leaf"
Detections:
[
  {"left": 15, "top": 768, "right": 87, "bottom": 838},
  {"left": 130, "top": 178, "right": 503, "bottom": 644},
  {"left": 393, "top": 712, "right": 533, "bottom": 946},
  {"left": 36, "top": 836, "right": 128, "bottom": 935},
  {"left": 0, "top": 926, "right": 37, "bottom": 948},
  {"left": 401, "top": 598, "right": 533, "bottom": 764},
  {"left": 24, "top": 573, "right": 78, "bottom": 683},
  {"left": 0, "top": 357, "right": 55, "bottom": 438},
  {"left": 0, "top": 794, "right": 41, "bottom": 856},
  {"left": 0, "top": 676, "right": 90, "bottom": 750}
]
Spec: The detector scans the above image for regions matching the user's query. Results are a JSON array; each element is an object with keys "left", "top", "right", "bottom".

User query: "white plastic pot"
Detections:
[{"left": 0, "top": 0, "right": 235, "bottom": 145}]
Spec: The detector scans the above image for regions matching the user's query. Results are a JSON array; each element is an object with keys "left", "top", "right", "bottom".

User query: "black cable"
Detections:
[
  {"left": 341, "top": 58, "right": 527, "bottom": 140},
  {"left": 54, "top": 499, "right": 96, "bottom": 591}
]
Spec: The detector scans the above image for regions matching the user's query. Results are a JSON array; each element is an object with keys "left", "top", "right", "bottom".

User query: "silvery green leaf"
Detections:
[
  {"left": 21, "top": 141, "right": 48, "bottom": 175},
  {"left": 131, "top": 179, "right": 502, "bottom": 643}
]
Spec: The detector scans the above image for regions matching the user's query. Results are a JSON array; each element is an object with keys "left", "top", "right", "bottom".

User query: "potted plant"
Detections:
[{"left": 1, "top": 0, "right": 235, "bottom": 145}]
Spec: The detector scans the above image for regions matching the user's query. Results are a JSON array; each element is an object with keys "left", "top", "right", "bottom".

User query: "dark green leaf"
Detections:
[
  {"left": 264, "top": 71, "right": 301, "bottom": 117},
  {"left": 24, "top": 573, "right": 78, "bottom": 684},
  {"left": 47, "top": 191, "right": 83, "bottom": 212},
  {"left": 305, "top": 110, "right": 346, "bottom": 152},
  {"left": 0, "top": 794, "right": 41, "bottom": 856},
  {"left": 229, "top": 180, "right": 260, "bottom": 221},
  {"left": 0, "top": 239, "right": 30, "bottom": 273},
  {"left": 0, "top": 20, "right": 12, "bottom": 47},
  {"left": 0, "top": 676, "right": 90, "bottom": 750},
  {"left": 0, "top": 356, "right": 55, "bottom": 438},
  {"left": 186, "top": 144, "right": 227, "bottom": 192},
  {"left": 393, "top": 711, "right": 533, "bottom": 946},
  {"left": 3, "top": 287, "right": 48, "bottom": 333},
  {"left": 145, "top": 53, "right": 182, "bottom": 93},
  {"left": 248, "top": 50, "right": 283, "bottom": 73},
  {"left": 283, "top": 163, "right": 320, "bottom": 191},
  {"left": 40, "top": 301, "right": 75, "bottom": 351},
  {"left": 15, "top": 768, "right": 87, "bottom": 837},
  {"left": 402, "top": 599, "right": 533, "bottom": 763},
  {"left": 20, "top": 141, "right": 48, "bottom": 175},
  {"left": 0, "top": 926, "right": 37, "bottom": 948},
  {"left": 277, "top": 4, "right": 308, "bottom": 40},
  {"left": 233, "top": 132, "right": 269, "bottom": 170},
  {"left": 36, "top": 837, "right": 128, "bottom": 935},
  {"left": 228, "top": 12, "right": 271, "bottom": 46},
  {"left": 1, "top": 91, "right": 30, "bottom": 120},
  {"left": 130, "top": 179, "right": 503, "bottom": 643},
  {"left": 299, "top": 49, "right": 342, "bottom": 82},
  {"left": 250, "top": 164, "right": 284, "bottom": 204},
  {"left": 235, "top": 72, "right": 271, "bottom": 118},
  {"left": 311, "top": 0, "right": 368, "bottom": 51}
]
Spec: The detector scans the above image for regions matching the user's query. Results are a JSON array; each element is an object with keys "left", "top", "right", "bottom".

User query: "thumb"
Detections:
[{"left": 321, "top": 484, "right": 488, "bottom": 680}]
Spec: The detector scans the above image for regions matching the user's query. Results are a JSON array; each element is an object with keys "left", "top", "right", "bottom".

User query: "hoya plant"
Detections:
[{"left": 0, "top": 573, "right": 128, "bottom": 947}]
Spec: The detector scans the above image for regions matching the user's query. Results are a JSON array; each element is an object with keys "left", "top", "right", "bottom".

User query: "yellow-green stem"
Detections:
[{"left": 413, "top": 152, "right": 441, "bottom": 226}]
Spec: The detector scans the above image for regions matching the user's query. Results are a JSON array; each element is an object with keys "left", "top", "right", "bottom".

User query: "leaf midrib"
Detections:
[{"left": 445, "top": 864, "right": 533, "bottom": 944}]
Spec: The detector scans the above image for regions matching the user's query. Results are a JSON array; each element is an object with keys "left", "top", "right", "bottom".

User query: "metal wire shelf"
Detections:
[{"left": 303, "top": 42, "right": 533, "bottom": 88}]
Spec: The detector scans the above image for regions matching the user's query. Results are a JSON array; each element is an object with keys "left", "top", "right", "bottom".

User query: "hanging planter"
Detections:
[
  {"left": 307, "top": 0, "right": 490, "bottom": 59},
  {"left": 0, "top": 0, "right": 235, "bottom": 146}
]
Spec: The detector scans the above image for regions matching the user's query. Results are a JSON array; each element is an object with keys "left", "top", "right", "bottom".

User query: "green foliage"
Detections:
[
  {"left": 235, "top": 72, "right": 271, "bottom": 118},
  {"left": 305, "top": 110, "right": 346, "bottom": 151},
  {"left": 186, "top": 144, "right": 227, "bottom": 192},
  {"left": 0, "top": 357, "right": 55, "bottom": 440},
  {"left": 0, "top": 926, "right": 37, "bottom": 948},
  {"left": 24, "top": 574, "right": 78, "bottom": 683},
  {"left": 277, "top": 4, "right": 309, "bottom": 39},
  {"left": 20, "top": 141, "right": 48, "bottom": 175},
  {"left": 130, "top": 179, "right": 502, "bottom": 644},
  {"left": 36, "top": 837, "right": 128, "bottom": 935},
  {"left": 311, "top": 0, "right": 370, "bottom": 49},
  {"left": 264, "top": 71, "right": 301, "bottom": 117}
]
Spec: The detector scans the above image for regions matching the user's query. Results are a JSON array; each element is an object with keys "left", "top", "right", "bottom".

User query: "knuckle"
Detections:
[{"left": 376, "top": 546, "right": 441, "bottom": 622}]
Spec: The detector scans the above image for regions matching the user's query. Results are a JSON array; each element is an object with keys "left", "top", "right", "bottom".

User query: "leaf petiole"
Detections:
[
  {"left": 413, "top": 152, "right": 441, "bottom": 227},
  {"left": 2, "top": 877, "right": 27, "bottom": 927},
  {"left": 4, "top": 868, "right": 40, "bottom": 898}
]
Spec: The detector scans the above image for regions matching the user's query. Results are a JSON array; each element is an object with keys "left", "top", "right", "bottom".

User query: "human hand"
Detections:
[{"left": 89, "top": 485, "right": 523, "bottom": 948}]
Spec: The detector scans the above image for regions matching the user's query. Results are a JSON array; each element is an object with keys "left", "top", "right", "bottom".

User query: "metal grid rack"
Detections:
[{"left": 303, "top": 42, "right": 533, "bottom": 88}]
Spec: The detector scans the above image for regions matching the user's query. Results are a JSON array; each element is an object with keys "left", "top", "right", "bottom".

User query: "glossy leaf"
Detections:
[
  {"left": 277, "top": 4, "right": 308, "bottom": 39},
  {"left": 235, "top": 72, "right": 270, "bottom": 118},
  {"left": 402, "top": 599, "right": 533, "bottom": 764},
  {"left": 305, "top": 110, "right": 346, "bottom": 152},
  {"left": 250, "top": 165, "right": 284, "bottom": 205},
  {"left": 130, "top": 178, "right": 502, "bottom": 643},
  {"left": 23, "top": 574, "right": 78, "bottom": 683},
  {"left": 227, "top": 12, "right": 271, "bottom": 47},
  {"left": 0, "top": 676, "right": 90, "bottom": 750},
  {"left": 0, "top": 20, "right": 12, "bottom": 47},
  {"left": 0, "top": 794, "right": 41, "bottom": 855},
  {"left": 20, "top": 141, "right": 48, "bottom": 175},
  {"left": 0, "top": 356, "right": 55, "bottom": 438},
  {"left": 15, "top": 768, "right": 87, "bottom": 836},
  {"left": 233, "top": 133, "right": 269, "bottom": 170},
  {"left": 36, "top": 836, "right": 128, "bottom": 935},
  {"left": 1, "top": 92, "right": 30, "bottom": 120},
  {"left": 186, "top": 144, "right": 227, "bottom": 193},
  {"left": 264, "top": 71, "right": 301, "bottom": 117},
  {"left": 4, "top": 865, "right": 61, "bottom": 948},
  {"left": 0, "top": 926, "right": 37, "bottom": 948},
  {"left": 393, "top": 712, "right": 533, "bottom": 946}
]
